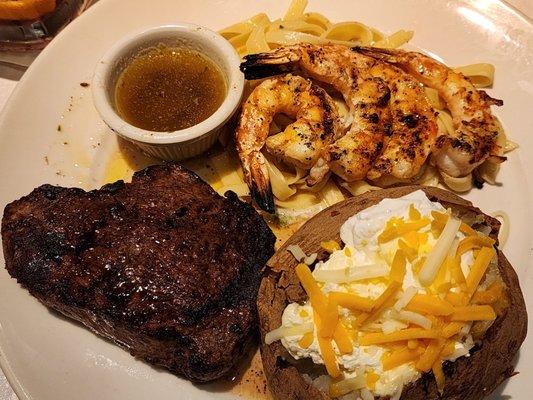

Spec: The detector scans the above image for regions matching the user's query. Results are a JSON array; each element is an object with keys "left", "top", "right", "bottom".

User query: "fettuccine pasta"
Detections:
[
  {"left": 214, "top": 0, "right": 516, "bottom": 221},
  {"left": 219, "top": 0, "right": 412, "bottom": 58}
]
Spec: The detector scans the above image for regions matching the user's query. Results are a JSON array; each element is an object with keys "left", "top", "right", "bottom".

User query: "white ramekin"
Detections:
[{"left": 92, "top": 24, "right": 244, "bottom": 160}]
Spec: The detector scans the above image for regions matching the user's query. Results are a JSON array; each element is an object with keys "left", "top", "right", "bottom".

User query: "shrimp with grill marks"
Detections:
[
  {"left": 242, "top": 44, "right": 391, "bottom": 181},
  {"left": 363, "top": 55, "right": 438, "bottom": 184},
  {"left": 235, "top": 74, "right": 340, "bottom": 213},
  {"left": 356, "top": 46, "right": 504, "bottom": 177},
  {"left": 241, "top": 44, "right": 438, "bottom": 183}
]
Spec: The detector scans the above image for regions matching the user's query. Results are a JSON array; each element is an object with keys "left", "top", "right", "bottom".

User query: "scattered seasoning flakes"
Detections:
[
  {"left": 80, "top": 82, "right": 90, "bottom": 87},
  {"left": 57, "top": 125, "right": 62, "bottom": 132},
  {"left": 44, "top": 156, "right": 49, "bottom": 165}
]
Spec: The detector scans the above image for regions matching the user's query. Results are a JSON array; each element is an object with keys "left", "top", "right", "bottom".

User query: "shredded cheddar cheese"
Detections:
[
  {"left": 330, "top": 292, "right": 374, "bottom": 312},
  {"left": 390, "top": 250, "right": 407, "bottom": 283},
  {"left": 472, "top": 281, "right": 505, "bottom": 305},
  {"left": 442, "top": 322, "right": 464, "bottom": 338},
  {"left": 416, "top": 339, "right": 445, "bottom": 372},
  {"left": 356, "top": 282, "right": 400, "bottom": 327},
  {"left": 318, "top": 335, "right": 341, "bottom": 378},
  {"left": 295, "top": 263, "right": 328, "bottom": 316},
  {"left": 360, "top": 328, "right": 442, "bottom": 346},
  {"left": 378, "top": 218, "right": 431, "bottom": 244},
  {"left": 451, "top": 305, "right": 496, "bottom": 321},
  {"left": 409, "top": 204, "right": 421, "bottom": 220},
  {"left": 466, "top": 247, "right": 496, "bottom": 296},
  {"left": 321, "top": 240, "right": 341, "bottom": 253},
  {"left": 432, "top": 360, "right": 445, "bottom": 392},
  {"left": 333, "top": 322, "right": 354, "bottom": 354},
  {"left": 299, "top": 332, "right": 314, "bottom": 348},
  {"left": 456, "top": 235, "right": 495, "bottom": 257},
  {"left": 382, "top": 347, "right": 424, "bottom": 371},
  {"left": 405, "top": 294, "right": 454, "bottom": 316},
  {"left": 319, "top": 297, "right": 339, "bottom": 338}
]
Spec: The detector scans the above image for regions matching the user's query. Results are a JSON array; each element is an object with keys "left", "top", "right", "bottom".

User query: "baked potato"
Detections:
[{"left": 258, "top": 186, "right": 527, "bottom": 400}]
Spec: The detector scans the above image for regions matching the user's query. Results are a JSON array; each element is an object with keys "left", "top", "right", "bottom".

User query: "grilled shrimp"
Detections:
[
  {"left": 241, "top": 44, "right": 438, "bottom": 183},
  {"left": 235, "top": 74, "right": 340, "bottom": 213},
  {"left": 364, "top": 58, "right": 438, "bottom": 184},
  {"left": 356, "top": 46, "right": 504, "bottom": 177}
]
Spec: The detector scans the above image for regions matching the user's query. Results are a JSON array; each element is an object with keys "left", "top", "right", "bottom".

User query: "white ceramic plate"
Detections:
[{"left": 0, "top": 0, "right": 532, "bottom": 399}]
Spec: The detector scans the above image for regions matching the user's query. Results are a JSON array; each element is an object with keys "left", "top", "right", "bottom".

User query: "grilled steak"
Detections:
[{"left": 1, "top": 163, "right": 275, "bottom": 382}]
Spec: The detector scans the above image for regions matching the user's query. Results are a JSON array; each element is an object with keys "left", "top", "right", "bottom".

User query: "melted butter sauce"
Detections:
[
  {"left": 115, "top": 45, "right": 226, "bottom": 132},
  {"left": 202, "top": 349, "right": 272, "bottom": 399}
]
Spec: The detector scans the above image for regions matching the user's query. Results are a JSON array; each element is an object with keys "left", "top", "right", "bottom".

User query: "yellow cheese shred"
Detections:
[
  {"left": 382, "top": 347, "right": 424, "bottom": 371},
  {"left": 296, "top": 263, "right": 352, "bottom": 353},
  {"left": 365, "top": 370, "right": 380, "bottom": 390},
  {"left": 451, "top": 305, "right": 496, "bottom": 321},
  {"left": 431, "top": 210, "right": 478, "bottom": 237},
  {"left": 432, "top": 360, "right": 445, "bottom": 393},
  {"left": 431, "top": 256, "right": 451, "bottom": 293},
  {"left": 298, "top": 332, "right": 314, "bottom": 348},
  {"left": 314, "top": 312, "right": 341, "bottom": 378},
  {"left": 471, "top": 280, "right": 505, "bottom": 305},
  {"left": 317, "top": 335, "right": 341, "bottom": 378},
  {"left": 390, "top": 249, "right": 407, "bottom": 283},
  {"left": 398, "top": 239, "right": 418, "bottom": 262},
  {"left": 456, "top": 235, "right": 495, "bottom": 257},
  {"left": 445, "top": 292, "right": 467, "bottom": 307},
  {"left": 449, "top": 255, "right": 466, "bottom": 285},
  {"left": 405, "top": 294, "right": 454, "bottom": 316},
  {"left": 401, "top": 230, "right": 420, "bottom": 249},
  {"left": 356, "top": 281, "right": 400, "bottom": 326},
  {"left": 360, "top": 328, "right": 442, "bottom": 346},
  {"left": 321, "top": 240, "right": 341, "bottom": 253},
  {"left": 378, "top": 218, "right": 430, "bottom": 244},
  {"left": 440, "top": 340, "right": 457, "bottom": 358},
  {"left": 466, "top": 247, "right": 496, "bottom": 297},
  {"left": 333, "top": 322, "right": 354, "bottom": 354},
  {"left": 319, "top": 297, "right": 339, "bottom": 338},
  {"left": 409, "top": 204, "right": 421, "bottom": 220},
  {"left": 329, "top": 292, "right": 374, "bottom": 312},
  {"left": 295, "top": 263, "right": 328, "bottom": 316},
  {"left": 442, "top": 321, "right": 464, "bottom": 338},
  {"left": 416, "top": 339, "right": 445, "bottom": 372}
]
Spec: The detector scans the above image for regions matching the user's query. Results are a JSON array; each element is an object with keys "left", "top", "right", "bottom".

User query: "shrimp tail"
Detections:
[
  {"left": 245, "top": 153, "right": 276, "bottom": 214},
  {"left": 240, "top": 46, "right": 302, "bottom": 80},
  {"left": 479, "top": 90, "right": 504, "bottom": 106},
  {"left": 352, "top": 46, "right": 401, "bottom": 63}
]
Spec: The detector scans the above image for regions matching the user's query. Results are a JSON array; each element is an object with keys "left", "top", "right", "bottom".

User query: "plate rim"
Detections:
[{"left": 0, "top": 0, "right": 532, "bottom": 399}]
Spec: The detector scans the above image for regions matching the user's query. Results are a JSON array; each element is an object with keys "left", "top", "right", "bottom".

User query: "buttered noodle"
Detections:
[{"left": 212, "top": 0, "right": 516, "bottom": 222}]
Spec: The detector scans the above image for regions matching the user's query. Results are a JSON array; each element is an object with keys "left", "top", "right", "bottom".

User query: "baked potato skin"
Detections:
[{"left": 258, "top": 186, "right": 527, "bottom": 400}]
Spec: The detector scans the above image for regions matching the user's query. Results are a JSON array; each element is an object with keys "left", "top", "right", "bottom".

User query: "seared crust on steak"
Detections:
[
  {"left": 258, "top": 186, "right": 527, "bottom": 400},
  {"left": 1, "top": 163, "right": 276, "bottom": 382}
]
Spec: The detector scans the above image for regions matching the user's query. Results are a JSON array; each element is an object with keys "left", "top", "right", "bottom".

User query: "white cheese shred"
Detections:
[
  {"left": 287, "top": 244, "right": 317, "bottom": 265},
  {"left": 419, "top": 216, "right": 461, "bottom": 286},
  {"left": 287, "top": 244, "right": 306, "bottom": 262},
  {"left": 395, "top": 310, "right": 432, "bottom": 330},
  {"left": 313, "top": 264, "right": 389, "bottom": 283},
  {"left": 393, "top": 286, "right": 418, "bottom": 311},
  {"left": 361, "top": 388, "right": 375, "bottom": 400},
  {"left": 264, "top": 323, "right": 314, "bottom": 345}
]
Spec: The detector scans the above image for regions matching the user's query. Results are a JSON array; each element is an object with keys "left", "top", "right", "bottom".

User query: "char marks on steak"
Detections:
[{"left": 1, "top": 163, "right": 276, "bottom": 382}]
